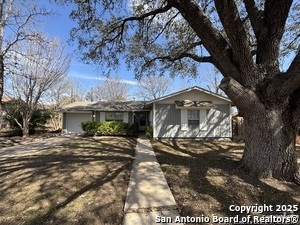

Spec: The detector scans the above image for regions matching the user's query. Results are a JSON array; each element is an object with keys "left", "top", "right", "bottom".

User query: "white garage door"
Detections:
[{"left": 66, "top": 112, "right": 92, "bottom": 134}]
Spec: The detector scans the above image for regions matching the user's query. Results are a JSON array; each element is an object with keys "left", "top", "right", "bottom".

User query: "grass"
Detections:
[
  {"left": 0, "top": 136, "right": 136, "bottom": 225},
  {"left": 152, "top": 140, "right": 300, "bottom": 223}
]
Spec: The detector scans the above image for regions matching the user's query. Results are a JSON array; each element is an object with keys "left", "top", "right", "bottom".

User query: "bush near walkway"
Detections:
[{"left": 0, "top": 136, "right": 136, "bottom": 225}]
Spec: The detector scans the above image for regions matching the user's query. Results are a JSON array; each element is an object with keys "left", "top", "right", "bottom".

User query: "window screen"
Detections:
[
  {"left": 105, "top": 112, "right": 123, "bottom": 121},
  {"left": 188, "top": 110, "right": 200, "bottom": 127}
]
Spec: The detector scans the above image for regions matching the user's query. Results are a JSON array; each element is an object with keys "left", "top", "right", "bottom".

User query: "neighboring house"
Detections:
[{"left": 60, "top": 86, "right": 232, "bottom": 139}]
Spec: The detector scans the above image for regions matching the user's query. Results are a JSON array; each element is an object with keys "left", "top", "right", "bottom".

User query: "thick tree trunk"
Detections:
[
  {"left": 22, "top": 116, "right": 30, "bottom": 138},
  {"left": 241, "top": 107, "right": 300, "bottom": 183},
  {"left": 220, "top": 76, "right": 300, "bottom": 184}
]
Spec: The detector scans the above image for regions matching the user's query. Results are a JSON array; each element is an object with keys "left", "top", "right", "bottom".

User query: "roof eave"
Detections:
[{"left": 146, "top": 86, "right": 231, "bottom": 104}]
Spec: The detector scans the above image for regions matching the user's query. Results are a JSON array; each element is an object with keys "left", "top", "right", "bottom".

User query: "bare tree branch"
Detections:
[
  {"left": 5, "top": 36, "right": 71, "bottom": 137},
  {"left": 93, "top": 76, "right": 130, "bottom": 101},
  {"left": 149, "top": 12, "right": 180, "bottom": 45},
  {"left": 0, "top": 0, "right": 55, "bottom": 103},
  {"left": 150, "top": 53, "right": 210, "bottom": 65},
  {"left": 136, "top": 75, "right": 173, "bottom": 100},
  {"left": 104, "top": 3, "right": 174, "bottom": 44}
]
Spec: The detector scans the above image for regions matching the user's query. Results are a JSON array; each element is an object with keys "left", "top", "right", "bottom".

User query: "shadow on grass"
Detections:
[
  {"left": 152, "top": 140, "right": 300, "bottom": 218},
  {"left": 27, "top": 164, "right": 127, "bottom": 225},
  {"left": 0, "top": 136, "right": 136, "bottom": 225}
]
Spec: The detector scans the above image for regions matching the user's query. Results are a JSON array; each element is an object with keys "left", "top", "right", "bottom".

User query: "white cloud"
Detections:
[{"left": 69, "top": 73, "right": 141, "bottom": 86}]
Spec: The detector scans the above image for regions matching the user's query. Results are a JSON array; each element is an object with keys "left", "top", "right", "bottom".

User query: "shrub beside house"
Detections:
[{"left": 81, "top": 121, "right": 137, "bottom": 136}]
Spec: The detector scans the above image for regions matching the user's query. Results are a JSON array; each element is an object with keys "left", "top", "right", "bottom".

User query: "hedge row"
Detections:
[{"left": 81, "top": 121, "right": 138, "bottom": 136}]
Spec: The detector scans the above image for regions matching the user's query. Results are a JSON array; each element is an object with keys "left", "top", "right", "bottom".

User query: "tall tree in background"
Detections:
[
  {"left": 5, "top": 37, "right": 71, "bottom": 137},
  {"left": 59, "top": 0, "right": 300, "bottom": 183},
  {"left": 94, "top": 76, "right": 130, "bottom": 101},
  {"left": 46, "top": 77, "right": 73, "bottom": 131},
  {"left": 47, "top": 77, "right": 73, "bottom": 108},
  {"left": 0, "top": 0, "right": 52, "bottom": 103},
  {"left": 203, "top": 68, "right": 224, "bottom": 96},
  {"left": 136, "top": 75, "right": 173, "bottom": 100}
]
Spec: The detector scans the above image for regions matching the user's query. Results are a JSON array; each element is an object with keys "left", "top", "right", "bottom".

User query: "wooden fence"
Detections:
[{"left": 232, "top": 116, "right": 244, "bottom": 141}]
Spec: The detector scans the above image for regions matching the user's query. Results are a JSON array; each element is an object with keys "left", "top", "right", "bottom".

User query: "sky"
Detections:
[
  {"left": 5, "top": 1, "right": 297, "bottom": 101},
  {"left": 40, "top": 1, "right": 218, "bottom": 100}
]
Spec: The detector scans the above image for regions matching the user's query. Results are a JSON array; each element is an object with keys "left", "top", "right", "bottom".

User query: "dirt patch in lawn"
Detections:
[
  {"left": 152, "top": 140, "right": 300, "bottom": 223},
  {"left": 0, "top": 136, "right": 136, "bottom": 225}
]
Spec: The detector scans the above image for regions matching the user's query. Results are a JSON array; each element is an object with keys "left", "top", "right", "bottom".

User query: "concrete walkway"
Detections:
[{"left": 123, "top": 135, "right": 182, "bottom": 225}]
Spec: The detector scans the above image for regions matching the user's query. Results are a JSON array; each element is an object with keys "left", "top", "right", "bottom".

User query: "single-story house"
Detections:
[{"left": 60, "top": 86, "right": 232, "bottom": 139}]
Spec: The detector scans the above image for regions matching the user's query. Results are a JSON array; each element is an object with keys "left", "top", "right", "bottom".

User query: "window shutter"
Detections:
[
  {"left": 123, "top": 112, "right": 128, "bottom": 123},
  {"left": 100, "top": 112, "right": 105, "bottom": 122},
  {"left": 181, "top": 109, "right": 188, "bottom": 130},
  {"left": 200, "top": 109, "right": 208, "bottom": 130}
]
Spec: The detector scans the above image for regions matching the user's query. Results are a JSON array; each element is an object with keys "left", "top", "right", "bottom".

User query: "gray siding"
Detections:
[
  {"left": 154, "top": 104, "right": 181, "bottom": 138},
  {"left": 95, "top": 111, "right": 101, "bottom": 122},
  {"left": 128, "top": 112, "right": 133, "bottom": 123},
  {"left": 154, "top": 103, "right": 231, "bottom": 139},
  {"left": 62, "top": 112, "right": 66, "bottom": 130},
  {"left": 205, "top": 104, "right": 231, "bottom": 138}
]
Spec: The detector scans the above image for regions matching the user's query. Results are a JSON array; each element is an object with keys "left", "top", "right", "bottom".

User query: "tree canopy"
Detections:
[
  {"left": 62, "top": 0, "right": 299, "bottom": 78},
  {"left": 93, "top": 76, "right": 130, "bottom": 101},
  {"left": 136, "top": 75, "right": 173, "bottom": 100}
]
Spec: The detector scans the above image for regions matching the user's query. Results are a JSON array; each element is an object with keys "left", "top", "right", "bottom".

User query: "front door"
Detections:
[{"left": 138, "top": 113, "right": 147, "bottom": 131}]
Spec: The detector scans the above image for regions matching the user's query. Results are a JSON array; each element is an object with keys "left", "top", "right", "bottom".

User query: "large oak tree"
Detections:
[{"left": 60, "top": 0, "right": 300, "bottom": 183}]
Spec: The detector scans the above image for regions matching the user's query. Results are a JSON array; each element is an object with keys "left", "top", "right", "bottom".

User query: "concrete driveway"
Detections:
[{"left": 0, "top": 135, "right": 77, "bottom": 158}]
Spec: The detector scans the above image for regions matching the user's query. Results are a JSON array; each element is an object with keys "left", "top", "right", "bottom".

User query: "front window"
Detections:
[
  {"left": 105, "top": 112, "right": 124, "bottom": 121},
  {"left": 188, "top": 110, "right": 199, "bottom": 128}
]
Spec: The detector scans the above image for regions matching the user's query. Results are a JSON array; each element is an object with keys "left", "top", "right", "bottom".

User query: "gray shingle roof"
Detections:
[
  {"left": 60, "top": 101, "right": 94, "bottom": 111},
  {"left": 89, "top": 100, "right": 148, "bottom": 111},
  {"left": 60, "top": 100, "right": 148, "bottom": 112}
]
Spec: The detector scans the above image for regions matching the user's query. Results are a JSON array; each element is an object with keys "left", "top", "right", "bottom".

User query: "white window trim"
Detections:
[
  {"left": 188, "top": 109, "right": 200, "bottom": 128},
  {"left": 181, "top": 108, "right": 208, "bottom": 131}
]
